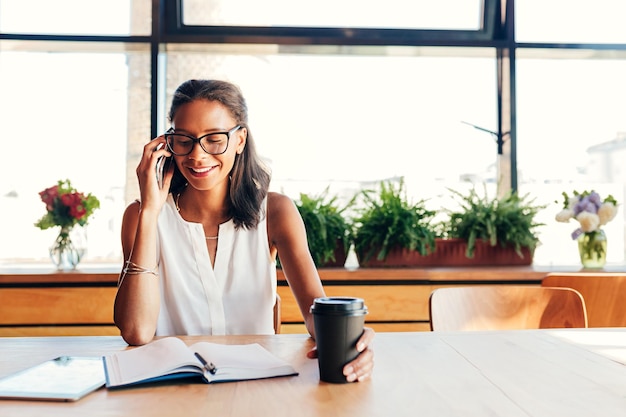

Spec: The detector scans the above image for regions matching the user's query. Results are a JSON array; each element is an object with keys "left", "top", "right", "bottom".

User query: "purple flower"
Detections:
[
  {"left": 574, "top": 198, "right": 598, "bottom": 215},
  {"left": 588, "top": 191, "right": 602, "bottom": 208},
  {"left": 571, "top": 228, "right": 584, "bottom": 240}
]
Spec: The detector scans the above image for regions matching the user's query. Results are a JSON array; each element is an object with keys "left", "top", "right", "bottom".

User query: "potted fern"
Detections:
[
  {"left": 293, "top": 188, "right": 353, "bottom": 268},
  {"left": 352, "top": 178, "right": 438, "bottom": 267},
  {"left": 438, "top": 187, "right": 545, "bottom": 265}
]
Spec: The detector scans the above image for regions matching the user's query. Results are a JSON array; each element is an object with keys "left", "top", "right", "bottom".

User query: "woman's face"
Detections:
[{"left": 170, "top": 99, "right": 246, "bottom": 192}]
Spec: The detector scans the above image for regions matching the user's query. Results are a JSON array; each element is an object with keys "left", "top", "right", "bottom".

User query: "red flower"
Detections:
[
  {"left": 35, "top": 179, "right": 100, "bottom": 230},
  {"left": 61, "top": 192, "right": 87, "bottom": 220},
  {"left": 69, "top": 202, "right": 87, "bottom": 220},
  {"left": 39, "top": 185, "right": 59, "bottom": 211}
]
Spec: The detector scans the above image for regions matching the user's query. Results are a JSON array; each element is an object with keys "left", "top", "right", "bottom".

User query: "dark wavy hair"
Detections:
[{"left": 168, "top": 79, "right": 271, "bottom": 229}]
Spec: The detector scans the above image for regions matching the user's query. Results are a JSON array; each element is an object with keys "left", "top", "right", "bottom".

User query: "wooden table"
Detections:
[{"left": 2, "top": 329, "right": 626, "bottom": 416}]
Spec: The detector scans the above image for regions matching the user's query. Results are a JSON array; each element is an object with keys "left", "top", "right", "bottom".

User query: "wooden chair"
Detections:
[
  {"left": 273, "top": 293, "right": 282, "bottom": 334},
  {"left": 542, "top": 272, "right": 626, "bottom": 327},
  {"left": 429, "top": 285, "right": 588, "bottom": 331}
]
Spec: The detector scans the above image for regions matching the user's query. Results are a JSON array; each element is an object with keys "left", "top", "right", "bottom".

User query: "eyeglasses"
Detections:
[{"left": 164, "top": 125, "right": 242, "bottom": 156}]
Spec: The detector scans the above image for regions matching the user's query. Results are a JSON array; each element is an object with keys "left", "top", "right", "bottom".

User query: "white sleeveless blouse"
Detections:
[{"left": 154, "top": 194, "right": 276, "bottom": 336}]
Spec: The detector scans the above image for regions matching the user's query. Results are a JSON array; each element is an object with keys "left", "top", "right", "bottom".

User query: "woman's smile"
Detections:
[{"left": 185, "top": 164, "right": 217, "bottom": 178}]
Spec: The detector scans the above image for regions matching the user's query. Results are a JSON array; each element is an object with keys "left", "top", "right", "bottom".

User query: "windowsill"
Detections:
[
  {"left": 2, "top": 261, "right": 626, "bottom": 272},
  {"left": 0, "top": 263, "right": 122, "bottom": 274},
  {"left": 1, "top": 262, "right": 626, "bottom": 286}
]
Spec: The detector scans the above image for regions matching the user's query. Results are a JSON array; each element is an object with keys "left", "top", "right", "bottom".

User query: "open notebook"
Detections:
[{"left": 103, "top": 337, "right": 298, "bottom": 388}]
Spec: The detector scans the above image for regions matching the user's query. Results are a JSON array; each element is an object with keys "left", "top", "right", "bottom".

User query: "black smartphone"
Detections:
[{"left": 154, "top": 142, "right": 171, "bottom": 189}]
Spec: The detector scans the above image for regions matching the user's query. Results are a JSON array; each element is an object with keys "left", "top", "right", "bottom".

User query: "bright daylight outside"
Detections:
[{"left": 1, "top": 0, "right": 626, "bottom": 268}]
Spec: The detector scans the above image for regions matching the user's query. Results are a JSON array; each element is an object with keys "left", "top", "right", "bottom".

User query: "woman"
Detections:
[{"left": 114, "top": 79, "right": 374, "bottom": 382}]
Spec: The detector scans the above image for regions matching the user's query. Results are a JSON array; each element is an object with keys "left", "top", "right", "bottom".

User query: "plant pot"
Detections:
[
  {"left": 277, "top": 241, "right": 348, "bottom": 269},
  {"left": 318, "top": 244, "right": 348, "bottom": 268},
  {"left": 357, "top": 238, "right": 533, "bottom": 268}
]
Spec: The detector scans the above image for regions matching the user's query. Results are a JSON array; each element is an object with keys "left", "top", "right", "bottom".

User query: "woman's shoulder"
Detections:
[
  {"left": 266, "top": 191, "right": 300, "bottom": 224},
  {"left": 122, "top": 199, "right": 141, "bottom": 217},
  {"left": 266, "top": 192, "right": 306, "bottom": 245},
  {"left": 267, "top": 191, "right": 297, "bottom": 213}
]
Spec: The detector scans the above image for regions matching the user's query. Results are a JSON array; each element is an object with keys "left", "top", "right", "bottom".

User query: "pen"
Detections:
[{"left": 194, "top": 351, "right": 217, "bottom": 374}]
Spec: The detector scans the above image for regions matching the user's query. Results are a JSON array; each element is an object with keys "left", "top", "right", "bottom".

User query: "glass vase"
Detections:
[
  {"left": 49, "top": 226, "right": 86, "bottom": 271},
  {"left": 577, "top": 229, "right": 607, "bottom": 269}
]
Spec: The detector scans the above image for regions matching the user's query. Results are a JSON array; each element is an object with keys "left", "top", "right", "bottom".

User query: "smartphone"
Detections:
[
  {"left": 154, "top": 142, "right": 171, "bottom": 189},
  {"left": 156, "top": 155, "right": 166, "bottom": 189}
]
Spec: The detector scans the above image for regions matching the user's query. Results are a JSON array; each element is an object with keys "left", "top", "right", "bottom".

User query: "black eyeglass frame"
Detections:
[{"left": 164, "top": 125, "right": 242, "bottom": 156}]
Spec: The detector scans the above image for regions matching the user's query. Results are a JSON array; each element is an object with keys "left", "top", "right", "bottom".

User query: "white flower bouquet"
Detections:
[{"left": 555, "top": 190, "right": 618, "bottom": 239}]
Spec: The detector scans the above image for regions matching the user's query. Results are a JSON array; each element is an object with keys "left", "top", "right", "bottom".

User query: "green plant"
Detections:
[
  {"left": 294, "top": 188, "right": 353, "bottom": 267},
  {"left": 442, "top": 187, "right": 545, "bottom": 258},
  {"left": 352, "top": 178, "right": 437, "bottom": 263}
]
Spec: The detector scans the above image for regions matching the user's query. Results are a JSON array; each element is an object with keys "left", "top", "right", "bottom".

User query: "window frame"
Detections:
[{"left": 161, "top": 0, "right": 501, "bottom": 46}]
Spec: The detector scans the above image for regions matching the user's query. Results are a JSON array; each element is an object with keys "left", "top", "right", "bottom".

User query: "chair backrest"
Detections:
[
  {"left": 273, "top": 293, "right": 281, "bottom": 334},
  {"left": 429, "top": 285, "right": 588, "bottom": 331},
  {"left": 542, "top": 273, "right": 626, "bottom": 327}
]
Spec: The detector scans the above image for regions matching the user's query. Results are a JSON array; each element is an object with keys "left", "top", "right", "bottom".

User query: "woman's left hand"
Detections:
[{"left": 307, "top": 327, "right": 375, "bottom": 382}]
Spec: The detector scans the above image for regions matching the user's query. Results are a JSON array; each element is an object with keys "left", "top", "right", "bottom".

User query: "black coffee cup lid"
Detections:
[{"left": 310, "top": 297, "right": 367, "bottom": 314}]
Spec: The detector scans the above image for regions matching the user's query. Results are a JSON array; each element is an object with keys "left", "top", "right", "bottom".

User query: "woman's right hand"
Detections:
[{"left": 136, "top": 136, "right": 173, "bottom": 212}]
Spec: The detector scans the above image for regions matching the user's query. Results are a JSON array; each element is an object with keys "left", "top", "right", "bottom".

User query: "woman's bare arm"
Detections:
[
  {"left": 113, "top": 201, "right": 162, "bottom": 345},
  {"left": 114, "top": 136, "right": 173, "bottom": 345},
  {"left": 267, "top": 192, "right": 326, "bottom": 337},
  {"left": 268, "top": 191, "right": 375, "bottom": 381}
]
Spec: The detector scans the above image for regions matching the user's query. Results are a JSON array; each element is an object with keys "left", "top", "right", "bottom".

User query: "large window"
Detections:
[
  {"left": 513, "top": 1, "right": 626, "bottom": 266},
  {"left": 0, "top": 41, "right": 150, "bottom": 263},
  {"left": 163, "top": 44, "right": 497, "bottom": 189},
  {"left": 516, "top": 49, "right": 626, "bottom": 266},
  {"left": 2, "top": 0, "right": 626, "bottom": 268},
  {"left": 0, "top": 0, "right": 151, "bottom": 265}
]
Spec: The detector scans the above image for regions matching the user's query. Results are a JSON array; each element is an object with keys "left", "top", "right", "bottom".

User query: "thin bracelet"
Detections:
[{"left": 122, "top": 260, "right": 159, "bottom": 276}]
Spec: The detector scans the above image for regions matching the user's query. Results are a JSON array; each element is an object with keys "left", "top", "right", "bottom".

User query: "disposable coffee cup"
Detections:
[{"left": 310, "top": 297, "right": 368, "bottom": 383}]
